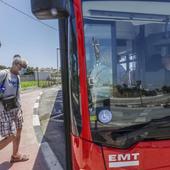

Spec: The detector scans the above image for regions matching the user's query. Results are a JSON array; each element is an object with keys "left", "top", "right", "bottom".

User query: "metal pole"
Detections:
[
  {"left": 59, "top": 19, "right": 72, "bottom": 170},
  {"left": 36, "top": 67, "right": 40, "bottom": 87},
  {"left": 57, "top": 48, "right": 60, "bottom": 72}
]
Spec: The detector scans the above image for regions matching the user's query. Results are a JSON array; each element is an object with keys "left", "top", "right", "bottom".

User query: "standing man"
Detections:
[{"left": 0, "top": 55, "right": 29, "bottom": 163}]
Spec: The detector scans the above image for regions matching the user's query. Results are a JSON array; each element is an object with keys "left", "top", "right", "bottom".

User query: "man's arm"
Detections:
[{"left": 16, "top": 76, "right": 21, "bottom": 108}]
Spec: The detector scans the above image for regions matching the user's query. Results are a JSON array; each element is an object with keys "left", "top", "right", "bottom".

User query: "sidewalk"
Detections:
[{"left": 0, "top": 89, "right": 48, "bottom": 170}]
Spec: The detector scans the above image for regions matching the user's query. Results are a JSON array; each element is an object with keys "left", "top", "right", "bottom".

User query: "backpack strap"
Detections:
[
  {"left": 16, "top": 75, "right": 19, "bottom": 97},
  {"left": 0, "top": 71, "right": 8, "bottom": 89}
]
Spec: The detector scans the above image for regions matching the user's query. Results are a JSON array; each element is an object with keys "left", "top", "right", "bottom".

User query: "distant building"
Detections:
[
  {"left": 21, "top": 67, "right": 58, "bottom": 81},
  {"left": 34, "top": 70, "right": 51, "bottom": 81}
]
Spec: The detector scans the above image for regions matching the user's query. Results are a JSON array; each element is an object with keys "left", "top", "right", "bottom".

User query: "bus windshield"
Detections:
[{"left": 82, "top": 0, "right": 170, "bottom": 148}]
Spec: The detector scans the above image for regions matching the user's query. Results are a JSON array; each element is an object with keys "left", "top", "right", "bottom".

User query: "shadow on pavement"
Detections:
[
  {"left": 0, "top": 161, "right": 12, "bottom": 170},
  {"left": 32, "top": 148, "right": 49, "bottom": 170},
  {"left": 33, "top": 89, "right": 66, "bottom": 170}
]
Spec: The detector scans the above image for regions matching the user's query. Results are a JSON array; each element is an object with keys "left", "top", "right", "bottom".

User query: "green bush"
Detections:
[{"left": 21, "top": 80, "right": 55, "bottom": 89}]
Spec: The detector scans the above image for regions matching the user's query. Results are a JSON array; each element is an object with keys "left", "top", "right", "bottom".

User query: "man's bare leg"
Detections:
[
  {"left": 0, "top": 135, "right": 15, "bottom": 150},
  {"left": 11, "top": 128, "right": 29, "bottom": 162},
  {"left": 12, "top": 128, "right": 22, "bottom": 157}
]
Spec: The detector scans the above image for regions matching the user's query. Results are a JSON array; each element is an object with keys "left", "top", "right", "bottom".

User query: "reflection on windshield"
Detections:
[
  {"left": 83, "top": 1, "right": 170, "bottom": 148},
  {"left": 85, "top": 22, "right": 170, "bottom": 102}
]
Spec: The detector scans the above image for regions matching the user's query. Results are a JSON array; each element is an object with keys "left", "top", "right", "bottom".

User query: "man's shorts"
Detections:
[{"left": 0, "top": 108, "right": 23, "bottom": 138}]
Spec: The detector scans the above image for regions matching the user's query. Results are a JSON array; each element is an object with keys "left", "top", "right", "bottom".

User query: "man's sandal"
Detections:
[{"left": 10, "top": 154, "right": 29, "bottom": 163}]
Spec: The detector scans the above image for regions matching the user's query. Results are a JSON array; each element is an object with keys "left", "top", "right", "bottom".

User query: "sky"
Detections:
[{"left": 0, "top": 0, "right": 60, "bottom": 68}]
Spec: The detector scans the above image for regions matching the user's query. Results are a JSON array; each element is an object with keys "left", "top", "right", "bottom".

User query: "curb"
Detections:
[
  {"left": 33, "top": 92, "right": 44, "bottom": 143},
  {"left": 33, "top": 91, "right": 63, "bottom": 170}
]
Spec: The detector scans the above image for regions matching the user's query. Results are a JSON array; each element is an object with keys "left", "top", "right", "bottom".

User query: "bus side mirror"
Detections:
[{"left": 31, "top": 0, "right": 69, "bottom": 20}]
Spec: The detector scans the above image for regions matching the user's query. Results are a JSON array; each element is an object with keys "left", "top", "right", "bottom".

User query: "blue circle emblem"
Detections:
[{"left": 98, "top": 109, "right": 112, "bottom": 124}]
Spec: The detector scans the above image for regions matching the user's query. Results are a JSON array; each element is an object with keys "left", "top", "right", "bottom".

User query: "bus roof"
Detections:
[
  {"left": 83, "top": 1, "right": 170, "bottom": 18},
  {"left": 83, "top": 0, "right": 170, "bottom": 2}
]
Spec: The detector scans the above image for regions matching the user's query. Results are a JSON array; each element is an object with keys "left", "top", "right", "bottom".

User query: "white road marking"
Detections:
[
  {"left": 51, "top": 114, "right": 63, "bottom": 119},
  {"left": 40, "top": 142, "right": 63, "bottom": 170},
  {"left": 50, "top": 118, "right": 64, "bottom": 123}
]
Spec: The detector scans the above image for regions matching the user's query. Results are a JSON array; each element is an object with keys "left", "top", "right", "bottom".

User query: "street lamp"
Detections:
[
  {"left": 36, "top": 67, "right": 40, "bottom": 87},
  {"left": 56, "top": 47, "right": 60, "bottom": 72}
]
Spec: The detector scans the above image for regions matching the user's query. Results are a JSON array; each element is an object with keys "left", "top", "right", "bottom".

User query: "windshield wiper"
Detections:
[
  {"left": 111, "top": 122, "right": 150, "bottom": 133},
  {"left": 146, "top": 115, "right": 170, "bottom": 125},
  {"left": 93, "top": 116, "right": 170, "bottom": 149},
  {"left": 112, "top": 116, "right": 170, "bottom": 147}
]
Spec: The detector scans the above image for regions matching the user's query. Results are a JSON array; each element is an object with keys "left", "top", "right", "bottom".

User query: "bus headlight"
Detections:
[{"left": 98, "top": 109, "right": 112, "bottom": 124}]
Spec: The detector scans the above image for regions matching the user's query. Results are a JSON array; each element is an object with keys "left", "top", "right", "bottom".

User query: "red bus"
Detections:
[{"left": 31, "top": 0, "right": 170, "bottom": 169}]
